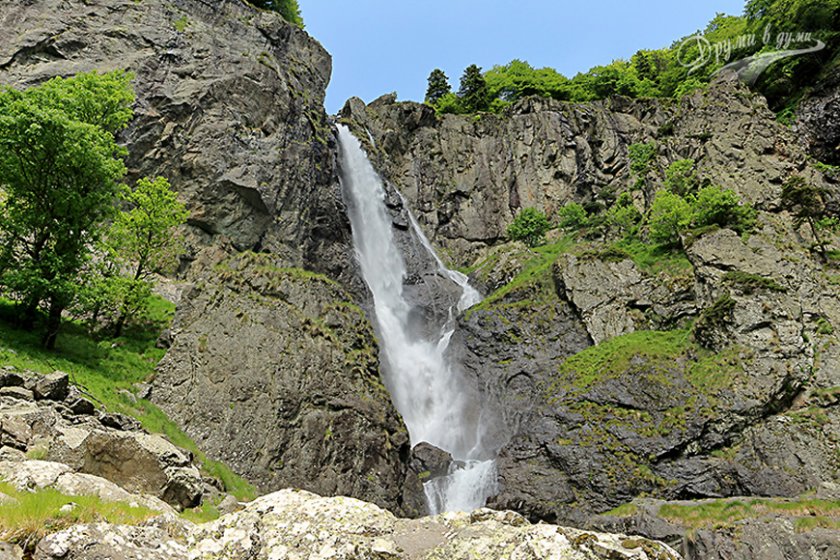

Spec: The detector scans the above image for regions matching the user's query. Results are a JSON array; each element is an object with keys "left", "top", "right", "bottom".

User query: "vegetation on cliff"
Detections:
[{"left": 426, "top": 0, "right": 839, "bottom": 115}]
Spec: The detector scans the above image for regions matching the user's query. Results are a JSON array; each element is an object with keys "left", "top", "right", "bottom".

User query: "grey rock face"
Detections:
[
  {"left": 796, "top": 67, "right": 840, "bottom": 166},
  {"left": 342, "top": 80, "right": 804, "bottom": 268},
  {"left": 151, "top": 252, "right": 412, "bottom": 513}
]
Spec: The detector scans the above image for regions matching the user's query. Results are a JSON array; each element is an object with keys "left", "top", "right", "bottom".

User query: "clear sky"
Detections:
[{"left": 301, "top": 0, "right": 747, "bottom": 114}]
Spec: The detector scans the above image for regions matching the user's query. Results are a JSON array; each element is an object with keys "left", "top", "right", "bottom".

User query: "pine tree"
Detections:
[
  {"left": 425, "top": 69, "right": 451, "bottom": 105},
  {"left": 458, "top": 64, "right": 489, "bottom": 113}
]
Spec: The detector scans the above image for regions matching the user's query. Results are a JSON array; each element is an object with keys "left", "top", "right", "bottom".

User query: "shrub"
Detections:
[
  {"left": 664, "top": 159, "right": 700, "bottom": 196},
  {"left": 692, "top": 185, "right": 756, "bottom": 233},
  {"left": 558, "top": 202, "right": 590, "bottom": 231},
  {"left": 628, "top": 142, "right": 657, "bottom": 176},
  {"left": 606, "top": 193, "right": 642, "bottom": 237},
  {"left": 649, "top": 191, "right": 692, "bottom": 247},
  {"left": 693, "top": 293, "right": 736, "bottom": 350},
  {"left": 508, "top": 208, "right": 551, "bottom": 247},
  {"left": 250, "top": 0, "right": 304, "bottom": 28}
]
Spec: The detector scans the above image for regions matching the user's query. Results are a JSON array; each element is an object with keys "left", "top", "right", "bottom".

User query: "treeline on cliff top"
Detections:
[{"left": 425, "top": 0, "right": 840, "bottom": 117}]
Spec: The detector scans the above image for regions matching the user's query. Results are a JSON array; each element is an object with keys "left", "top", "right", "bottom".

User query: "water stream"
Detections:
[{"left": 336, "top": 125, "right": 497, "bottom": 514}]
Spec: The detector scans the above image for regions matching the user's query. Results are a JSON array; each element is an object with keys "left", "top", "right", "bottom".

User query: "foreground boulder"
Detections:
[
  {"left": 0, "top": 369, "right": 207, "bottom": 509},
  {"left": 34, "top": 488, "right": 681, "bottom": 560}
]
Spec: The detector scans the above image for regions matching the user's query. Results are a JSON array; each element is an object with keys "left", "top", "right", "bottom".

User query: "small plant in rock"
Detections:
[
  {"left": 693, "top": 293, "right": 736, "bottom": 350},
  {"left": 508, "top": 208, "right": 551, "bottom": 247},
  {"left": 781, "top": 175, "right": 836, "bottom": 262},
  {"left": 664, "top": 159, "right": 700, "bottom": 196}
]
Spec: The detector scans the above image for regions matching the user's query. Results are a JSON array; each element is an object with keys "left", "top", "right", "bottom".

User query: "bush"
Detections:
[
  {"left": 649, "top": 191, "right": 692, "bottom": 247},
  {"left": 664, "top": 159, "right": 699, "bottom": 196},
  {"left": 692, "top": 185, "right": 756, "bottom": 233},
  {"left": 508, "top": 208, "right": 551, "bottom": 247},
  {"left": 606, "top": 193, "right": 642, "bottom": 237},
  {"left": 250, "top": 0, "right": 304, "bottom": 28},
  {"left": 558, "top": 202, "right": 590, "bottom": 231},
  {"left": 628, "top": 142, "right": 657, "bottom": 176}
]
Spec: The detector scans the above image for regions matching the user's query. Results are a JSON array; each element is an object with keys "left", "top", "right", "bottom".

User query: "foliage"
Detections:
[
  {"left": 723, "top": 270, "right": 786, "bottom": 293},
  {"left": 659, "top": 495, "right": 840, "bottom": 530},
  {"left": 693, "top": 293, "right": 736, "bottom": 349},
  {"left": 432, "top": 92, "right": 462, "bottom": 115},
  {"left": 557, "top": 202, "right": 590, "bottom": 231},
  {"left": 0, "top": 71, "right": 134, "bottom": 348},
  {"left": 781, "top": 175, "right": 834, "bottom": 260},
  {"left": 692, "top": 185, "right": 756, "bottom": 233},
  {"left": 83, "top": 177, "right": 189, "bottom": 337},
  {"left": 649, "top": 191, "right": 693, "bottom": 247},
  {"left": 425, "top": 69, "right": 451, "bottom": 105},
  {"left": 484, "top": 59, "right": 571, "bottom": 102},
  {"left": 458, "top": 64, "right": 490, "bottom": 113},
  {"left": 250, "top": 0, "right": 304, "bottom": 28},
  {"left": 0, "top": 481, "right": 154, "bottom": 549},
  {"left": 628, "top": 142, "right": 657, "bottom": 176},
  {"left": 507, "top": 207, "right": 551, "bottom": 247},
  {"left": 664, "top": 159, "right": 700, "bottom": 196},
  {"left": 605, "top": 193, "right": 642, "bottom": 237}
]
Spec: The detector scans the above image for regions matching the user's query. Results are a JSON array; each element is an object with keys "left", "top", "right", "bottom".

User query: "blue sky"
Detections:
[{"left": 301, "top": 0, "right": 747, "bottom": 113}]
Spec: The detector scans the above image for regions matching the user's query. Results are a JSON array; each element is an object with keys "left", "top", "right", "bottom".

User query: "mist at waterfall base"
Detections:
[{"left": 336, "top": 125, "right": 498, "bottom": 515}]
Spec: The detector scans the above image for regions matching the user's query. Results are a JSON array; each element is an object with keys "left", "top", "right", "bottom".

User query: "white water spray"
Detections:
[{"left": 337, "top": 125, "right": 497, "bottom": 514}]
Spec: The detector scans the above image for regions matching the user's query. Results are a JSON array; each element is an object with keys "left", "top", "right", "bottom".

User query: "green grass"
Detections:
[
  {"left": 552, "top": 330, "right": 692, "bottom": 393},
  {"left": 723, "top": 271, "right": 786, "bottom": 294},
  {"left": 0, "top": 298, "right": 257, "bottom": 501},
  {"left": 467, "top": 235, "right": 575, "bottom": 316},
  {"left": 609, "top": 239, "right": 693, "bottom": 277},
  {"left": 659, "top": 496, "right": 840, "bottom": 531},
  {"left": 604, "top": 502, "right": 639, "bottom": 517},
  {"left": 180, "top": 500, "right": 222, "bottom": 524},
  {"left": 547, "top": 328, "right": 748, "bottom": 398},
  {"left": 173, "top": 16, "right": 189, "bottom": 32},
  {"left": 0, "top": 481, "right": 155, "bottom": 549}
]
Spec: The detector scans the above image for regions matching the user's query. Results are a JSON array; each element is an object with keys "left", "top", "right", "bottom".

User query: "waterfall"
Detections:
[{"left": 336, "top": 125, "right": 497, "bottom": 514}]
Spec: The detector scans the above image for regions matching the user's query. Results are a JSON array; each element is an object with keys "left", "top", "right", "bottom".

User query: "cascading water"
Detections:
[{"left": 336, "top": 124, "right": 497, "bottom": 514}]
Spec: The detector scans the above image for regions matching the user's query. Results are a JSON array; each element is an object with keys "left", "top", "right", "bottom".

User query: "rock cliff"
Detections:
[{"left": 342, "top": 78, "right": 840, "bottom": 557}]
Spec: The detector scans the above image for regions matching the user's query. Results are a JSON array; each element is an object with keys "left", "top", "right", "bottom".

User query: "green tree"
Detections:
[
  {"left": 649, "top": 191, "right": 692, "bottom": 247},
  {"left": 250, "top": 0, "right": 304, "bottom": 28},
  {"left": 781, "top": 175, "right": 832, "bottom": 260},
  {"left": 692, "top": 185, "right": 756, "bottom": 233},
  {"left": 0, "top": 71, "right": 134, "bottom": 348},
  {"left": 425, "top": 69, "right": 451, "bottom": 105},
  {"left": 628, "top": 142, "right": 657, "bottom": 177},
  {"left": 558, "top": 202, "right": 590, "bottom": 231},
  {"left": 458, "top": 64, "right": 490, "bottom": 113},
  {"left": 104, "top": 177, "right": 189, "bottom": 337},
  {"left": 508, "top": 208, "right": 551, "bottom": 247},
  {"left": 606, "top": 193, "right": 642, "bottom": 237}
]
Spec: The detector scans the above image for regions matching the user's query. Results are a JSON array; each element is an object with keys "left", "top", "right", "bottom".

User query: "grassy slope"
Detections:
[{"left": 0, "top": 297, "right": 255, "bottom": 503}]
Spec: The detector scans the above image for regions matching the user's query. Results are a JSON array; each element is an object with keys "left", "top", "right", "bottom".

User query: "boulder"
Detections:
[
  {"left": 34, "top": 489, "right": 682, "bottom": 560},
  {"left": 31, "top": 372, "right": 69, "bottom": 401}
]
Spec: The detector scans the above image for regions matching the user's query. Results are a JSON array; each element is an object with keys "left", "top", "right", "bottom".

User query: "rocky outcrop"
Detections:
[
  {"left": 796, "top": 65, "right": 840, "bottom": 166},
  {"left": 0, "top": 368, "right": 208, "bottom": 509},
  {"left": 343, "top": 77, "right": 840, "bottom": 555},
  {"left": 34, "top": 488, "right": 682, "bottom": 560},
  {"left": 341, "top": 78, "right": 809, "bottom": 267},
  {"left": 151, "top": 252, "right": 412, "bottom": 513}
]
